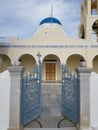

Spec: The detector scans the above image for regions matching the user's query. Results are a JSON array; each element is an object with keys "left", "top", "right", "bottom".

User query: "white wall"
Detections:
[
  {"left": 90, "top": 72, "right": 98, "bottom": 127},
  {"left": 0, "top": 69, "right": 98, "bottom": 129},
  {"left": 0, "top": 70, "right": 10, "bottom": 130}
]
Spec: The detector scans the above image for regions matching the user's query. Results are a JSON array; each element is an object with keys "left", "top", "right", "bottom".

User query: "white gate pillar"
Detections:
[
  {"left": 75, "top": 67, "right": 92, "bottom": 130},
  {"left": 7, "top": 66, "right": 25, "bottom": 130}
]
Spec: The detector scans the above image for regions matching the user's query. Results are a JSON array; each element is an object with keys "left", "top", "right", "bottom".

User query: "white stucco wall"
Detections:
[
  {"left": 90, "top": 72, "right": 98, "bottom": 127},
  {"left": 0, "top": 69, "right": 98, "bottom": 129},
  {"left": 0, "top": 70, "right": 10, "bottom": 130}
]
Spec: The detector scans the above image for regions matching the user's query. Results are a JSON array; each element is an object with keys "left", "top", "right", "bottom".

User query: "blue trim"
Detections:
[{"left": 39, "top": 17, "right": 62, "bottom": 25}]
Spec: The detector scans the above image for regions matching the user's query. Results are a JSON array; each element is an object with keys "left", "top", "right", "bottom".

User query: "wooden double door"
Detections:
[{"left": 46, "top": 63, "right": 56, "bottom": 80}]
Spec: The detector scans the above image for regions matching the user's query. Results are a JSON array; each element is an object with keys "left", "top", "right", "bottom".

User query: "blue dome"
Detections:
[{"left": 39, "top": 17, "right": 62, "bottom": 25}]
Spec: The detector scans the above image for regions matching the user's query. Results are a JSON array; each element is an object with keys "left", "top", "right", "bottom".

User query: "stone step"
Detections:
[
  {"left": 24, "top": 127, "right": 77, "bottom": 130},
  {"left": 42, "top": 82, "right": 62, "bottom": 86}
]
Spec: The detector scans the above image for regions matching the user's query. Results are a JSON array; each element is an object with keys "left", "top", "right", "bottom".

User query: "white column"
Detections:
[
  {"left": 7, "top": 66, "right": 25, "bottom": 130},
  {"left": 87, "top": 0, "right": 91, "bottom": 15},
  {"left": 75, "top": 67, "right": 92, "bottom": 130}
]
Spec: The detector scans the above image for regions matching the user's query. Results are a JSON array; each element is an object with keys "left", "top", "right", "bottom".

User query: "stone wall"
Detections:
[{"left": 0, "top": 68, "right": 98, "bottom": 130}]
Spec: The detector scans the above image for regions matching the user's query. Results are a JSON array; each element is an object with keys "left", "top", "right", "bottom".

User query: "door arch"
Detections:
[
  {"left": 18, "top": 54, "right": 36, "bottom": 74},
  {"left": 0, "top": 54, "right": 11, "bottom": 73},
  {"left": 66, "top": 54, "right": 85, "bottom": 73},
  {"left": 93, "top": 55, "right": 98, "bottom": 73},
  {"left": 42, "top": 54, "right": 61, "bottom": 81}
]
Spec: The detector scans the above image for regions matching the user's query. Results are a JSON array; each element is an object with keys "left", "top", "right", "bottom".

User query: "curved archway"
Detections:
[
  {"left": 93, "top": 55, "right": 98, "bottom": 73},
  {"left": 0, "top": 54, "right": 11, "bottom": 73},
  {"left": 42, "top": 54, "right": 61, "bottom": 81},
  {"left": 66, "top": 54, "right": 85, "bottom": 73},
  {"left": 19, "top": 54, "right": 36, "bottom": 74}
]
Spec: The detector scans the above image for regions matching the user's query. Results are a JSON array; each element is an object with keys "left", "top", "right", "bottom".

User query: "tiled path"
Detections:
[{"left": 25, "top": 83, "right": 75, "bottom": 128}]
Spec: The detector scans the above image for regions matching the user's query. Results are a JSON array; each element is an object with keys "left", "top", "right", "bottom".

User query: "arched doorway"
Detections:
[
  {"left": 93, "top": 55, "right": 98, "bottom": 73},
  {"left": 19, "top": 54, "right": 36, "bottom": 74},
  {"left": 66, "top": 54, "right": 85, "bottom": 73},
  {"left": 0, "top": 54, "right": 11, "bottom": 73},
  {"left": 42, "top": 54, "right": 61, "bottom": 81}
]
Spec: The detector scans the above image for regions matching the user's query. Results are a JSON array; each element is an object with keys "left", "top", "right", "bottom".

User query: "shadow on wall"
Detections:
[{"left": 0, "top": 70, "right": 10, "bottom": 130}]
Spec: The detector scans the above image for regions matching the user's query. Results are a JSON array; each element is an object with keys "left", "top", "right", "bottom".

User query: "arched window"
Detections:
[
  {"left": 80, "top": 25, "right": 85, "bottom": 39},
  {"left": 92, "top": 20, "right": 98, "bottom": 43},
  {"left": 91, "top": 0, "right": 97, "bottom": 15},
  {"left": 81, "top": 29, "right": 85, "bottom": 39}
]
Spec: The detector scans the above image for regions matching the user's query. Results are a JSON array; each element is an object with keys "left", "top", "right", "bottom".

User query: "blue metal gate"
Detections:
[
  {"left": 61, "top": 64, "right": 79, "bottom": 125},
  {"left": 22, "top": 53, "right": 42, "bottom": 125}
]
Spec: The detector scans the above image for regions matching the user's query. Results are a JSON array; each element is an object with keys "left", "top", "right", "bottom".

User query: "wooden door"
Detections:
[{"left": 46, "top": 63, "right": 55, "bottom": 80}]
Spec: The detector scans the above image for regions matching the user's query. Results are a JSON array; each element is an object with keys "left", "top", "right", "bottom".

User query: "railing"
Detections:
[
  {"left": 0, "top": 37, "right": 18, "bottom": 44},
  {"left": 0, "top": 37, "right": 98, "bottom": 48},
  {"left": 0, "top": 37, "right": 12, "bottom": 44}
]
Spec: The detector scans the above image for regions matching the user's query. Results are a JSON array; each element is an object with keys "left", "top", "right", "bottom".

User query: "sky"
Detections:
[{"left": 0, "top": 0, "right": 82, "bottom": 39}]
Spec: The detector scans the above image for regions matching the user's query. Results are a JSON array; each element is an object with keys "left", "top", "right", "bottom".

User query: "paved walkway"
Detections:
[
  {"left": 41, "top": 83, "right": 61, "bottom": 117},
  {"left": 25, "top": 83, "right": 75, "bottom": 128}
]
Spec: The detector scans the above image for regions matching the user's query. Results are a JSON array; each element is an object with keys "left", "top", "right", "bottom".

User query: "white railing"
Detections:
[
  {"left": 0, "top": 37, "right": 18, "bottom": 44},
  {"left": 0, "top": 37, "right": 98, "bottom": 48},
  {"left": 0, "top": 37, "right": 12, "bottom": 44}
]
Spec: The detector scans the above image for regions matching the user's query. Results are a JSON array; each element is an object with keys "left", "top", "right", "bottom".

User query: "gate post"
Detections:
[
  {"left": 7, "top": 65, "right": 25, "bottom": 130},
  {"left": 75, "top": 67, "right": 92, "bottom": 130}
]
